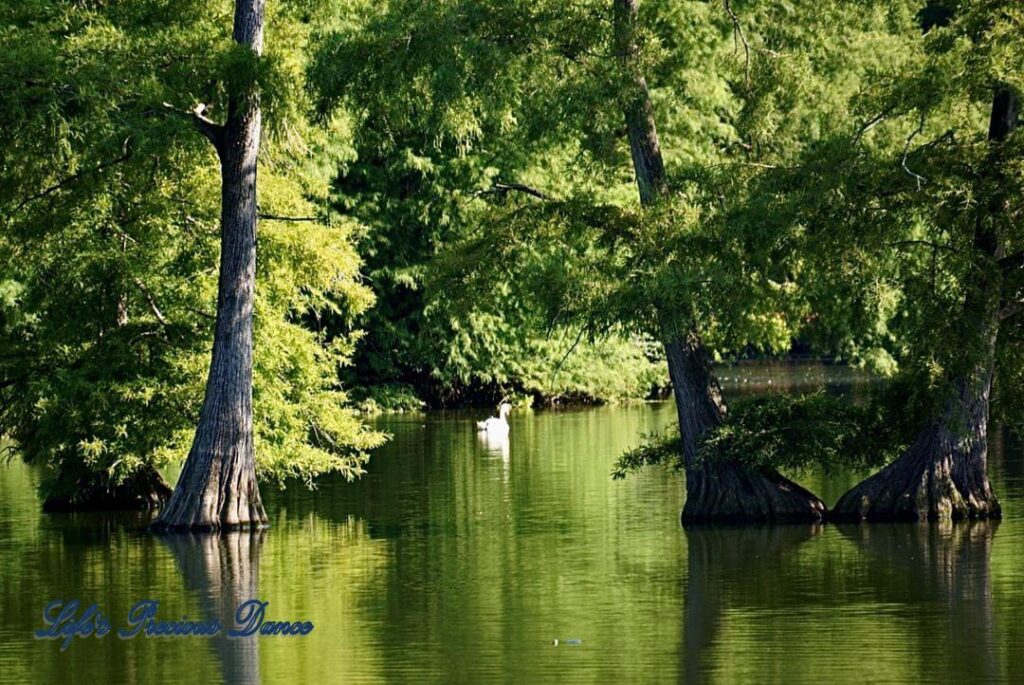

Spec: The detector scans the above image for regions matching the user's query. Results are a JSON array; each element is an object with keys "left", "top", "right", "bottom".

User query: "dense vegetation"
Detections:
[
  {"left": 0, "top": 0, "right": 1020, "bottom": 525},
  {"left": 0, "top": 0, "right": 384, "bottom": 513}
]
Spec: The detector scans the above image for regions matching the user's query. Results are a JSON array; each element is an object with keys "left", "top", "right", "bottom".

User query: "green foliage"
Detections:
[
  {"left": 0, "top": 0, "right": 383, "bottom": 498},
  {"left": 613, "top": 378, "right": 933, "bottom": 479},
  {"left": 353, "top": 384, "right": 426, "bottom": 414},
  {"left": 612, "top": 429, "right": 685, "bottom": 480},
  {"left": 701, "top": 391, "right": 902, "bottom": 475},
  {"left": 753, "top": 0, "right": 1024, "bottom": 425},
  {"left": 307, "top": 0, "right": 931, "bottom": 395},
  {"left": 307, "top": 0, "right": 674, "bottom": 406}
]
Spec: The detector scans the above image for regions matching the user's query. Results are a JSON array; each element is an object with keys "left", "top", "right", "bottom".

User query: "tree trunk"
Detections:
[
  {"left": 154, "top": 0, "right": 268, "bottom": 531},
  {"left": 667, "top": 333, "right": 826, "bottom": 522},
  {"left": 613, "top": 0, "right": 668, "bottom": 206},
  {"left": 614, "top": 0, "right": 825, "bottom": 522},
  {"left": 832, "top": 89, "right": 1015, "bottom": 522}
]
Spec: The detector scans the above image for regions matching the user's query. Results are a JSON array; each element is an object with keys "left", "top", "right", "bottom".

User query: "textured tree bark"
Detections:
[
  {"left": 667, "top": 334, "right": 827, "bottom": 522},
  {"left": 613, "top": 0, "right": 668, "bottom": 206},
  {"left": 614, "top": 0, "right": 825, "bottom": 522},
  {"left": 831, "top": 89, "right": 1015, "bottom": 522},
  {"left": 830, "top": 357, "right": 1001, "bottom": 521},
  {"left": 154, "top": 0, "right": 268, "bottom": 531}
]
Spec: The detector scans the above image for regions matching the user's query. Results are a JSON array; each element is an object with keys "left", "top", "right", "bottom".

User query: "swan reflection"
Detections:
[{"left": 478, "top": 430, "right": 510, "bottom": 461}]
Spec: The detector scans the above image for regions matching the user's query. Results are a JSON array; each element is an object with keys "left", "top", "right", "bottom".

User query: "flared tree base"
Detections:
[
  {"left": 151, "top": 494, "right": 268, "bottom": 533},
  {"left": 831, "top": 426, "right": 1000, "bottom": 522},
  {"left": 151, "top": 447, "right": 268, "bottom": 533},
  {"left": 681, "top": 459, "right": 827, "bottom": 524},
  {"left": 43, "top": 464, "right": 172, "bottom": 512}
]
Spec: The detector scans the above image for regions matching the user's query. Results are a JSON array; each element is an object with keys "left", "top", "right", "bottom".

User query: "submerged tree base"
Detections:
[
  {"left": 151, "top": 479, "right": 269, "bottom": 533},
  {"left": 831, "top": 424, "right": 1001, "bottom": 522},
  {"left": 681, "top": 460, "right": 827, "bottom": 524},
  {"left": 151, "top": 446, "right": 269, "bottom": 533},
  {"left": 150, "top": 514, "right": 269, "bottom": 533},
  {"left": 42, "top": 465, "right": 172, "bottom": 512}
]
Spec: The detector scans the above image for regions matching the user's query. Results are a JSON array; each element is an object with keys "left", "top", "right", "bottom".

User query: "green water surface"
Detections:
[{"left": 2, "top": 365, "right": 1022, "bottom": 684}]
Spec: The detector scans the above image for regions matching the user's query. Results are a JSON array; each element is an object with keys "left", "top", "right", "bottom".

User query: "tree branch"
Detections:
[
  {"left": 7, "top": 138, "right": 132, "bottom": 218},
  {"left": 478, "top": 182, "right": 550, "bottom": 201},
  {"left": 852, "top": 106, "right": 895, "bottom": 146},
  {"left": 189, "top": 307, "right": 217, "bottom": 321},
  {"left": 1000, "top": 250, "right": 1024, "bottom": 273},
  {"left": 162, "top": 102, "right": 223, "bottom": 148},
  {"left": 1000, "top": 300, "right": 1023, "bottom": 321},
  {"left": 888, "top": 240, "right": 958, "bottom": 253},
  {"left": 132, "top": 278, "right": 169, "bottom": 327},
  {"left": 258, "top": 214, "right": 321, "bottom": 222},
  {"left": 901, "top": 113, "right": 927, "bottom": 189},
  {"left": 723, "top": 0, "right": 750, "bottom": 88}
]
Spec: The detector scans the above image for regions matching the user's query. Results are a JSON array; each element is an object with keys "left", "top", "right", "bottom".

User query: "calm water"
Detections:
[{"left": 2, "top": 365, "right": 1024, "bottom": 684}]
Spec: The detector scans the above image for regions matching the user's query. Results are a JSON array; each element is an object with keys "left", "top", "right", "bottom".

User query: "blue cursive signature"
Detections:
[
  {"left": 34, "top": 599, "right": 312, "bottom": 649},
  {"left": 34, "top": 600, "right": 111, "bottom": 651}
]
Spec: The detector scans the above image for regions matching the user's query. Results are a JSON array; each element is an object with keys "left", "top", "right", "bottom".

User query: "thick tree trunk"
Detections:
[
  {"left": 667, "top": 333, "right": 826, "bottom": 523},
  {"left": 613, "top": 0, "right": 668, "bottom": 206},
  {"left": 154, "top": 0, "right": 268, "bottom": 531},
  {"left": 614, "top": 0, "right": 825, "bottom": 522},
  {"left": 832, "top": 89, "right": 1015, "bottom": 522},
  {"left": 831, "top": 365, "right": 1001, "bottom": 521}
]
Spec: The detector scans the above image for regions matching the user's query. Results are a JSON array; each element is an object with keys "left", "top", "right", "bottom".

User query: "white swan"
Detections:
[{"left": 476, "top": 402, "right": 511, "bottom": 435}]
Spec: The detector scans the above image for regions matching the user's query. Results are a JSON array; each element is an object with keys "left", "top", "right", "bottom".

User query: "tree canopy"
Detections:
[{"left": 0, "top": 0, "right": 383, "bottom": 506}]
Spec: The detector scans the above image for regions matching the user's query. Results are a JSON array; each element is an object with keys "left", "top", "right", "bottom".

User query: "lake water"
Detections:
[{"left": 2, "top": 364, "right": 1023, "bottom": 683}]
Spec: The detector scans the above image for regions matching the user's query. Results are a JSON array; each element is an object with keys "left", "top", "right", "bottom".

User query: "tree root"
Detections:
[
  {"left": 682, "top": 459, "right": 827, "bottom": 524},
  {"left": 831, "top": 426, "right": 1000, "bottom": 522}
]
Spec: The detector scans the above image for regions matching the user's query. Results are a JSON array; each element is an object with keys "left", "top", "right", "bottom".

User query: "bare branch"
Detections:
[
  {"left": 920, "top": 128, "right": 955, "bottom": 151},
  {"left": 553, "top": 322, "right": 588, "bottom": 377},
  {"left": 132, "top": 278, "right": 169, "bottom": 327},
  {"left": 162, "top": 102, "right": 223, "bottom": 148},
  {"left": 888, "top": 240, "right": 958, "bottom": 253},
  {"left": 723, "top": 0, "right": 751, "bottom": 87},
  {"left": 477, "top": 182, "right": 550, "bottom": 201},
  {"left": 901, "top": 113, "right": 928, "bottom": 189},
  {"left": 189, "top": 307, "right": 217, "bottom": 321},
  {"left": 259, "top": 214, "right": 321, "bottom": 222},
  {"left": 1000, "top": 300, "right": 1023, "bottom": 321},
  {"left": 852, "top": 106, "right": 895, "bottom": 146}
]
